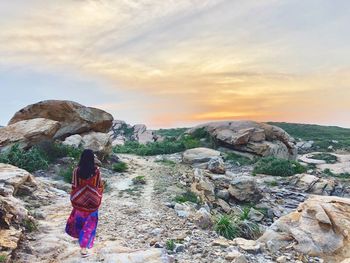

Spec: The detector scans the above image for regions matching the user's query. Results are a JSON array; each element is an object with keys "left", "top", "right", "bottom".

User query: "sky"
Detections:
[{"left": 0, "top": 0, "right": 349, "bottom": 129}]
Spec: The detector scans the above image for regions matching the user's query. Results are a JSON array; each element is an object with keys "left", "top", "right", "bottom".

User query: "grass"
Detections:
[
  {"left": 214, "top": 214, "right": 261, "bottom": 240},
  {"left": 310, "top": 153, "right": 337, "bottom": 164},
  {"left": 23, "top": 218, "right": 38, "bottom": 232},
  {"left": 323, "top": 168, "right": 350, "bottom": 179},
  {"left": 174, "top": 191, "right": 200, "bottom": 204},
  {"left": 59, "top": 165, "right": 74, "bottom": 183},
  {"left": 132, "top": 175, "right": 146, "bottom": 185},
  {"left": 269, "top": 122, "right": 350, "bottom": 151},
  {"left": 0, "top": 255, "right": 7, "bottom": 262},
  {"left": 0, "top": 142, "right": 83, "bottom": 173},
  {"left": 166, "top": 239, "right": 176, "bottom": 251},
  {"left": 265, "top": 180, "right": 278, "bottom": 187},
  {"left": 224, "top": 152, "right": 257, "bottom": 166},
  {"left": 112, "top": 162, "right": 128, "bottom": 172},
  {"left": 253, "top": 157, "right": 306, "bottom": 177}
]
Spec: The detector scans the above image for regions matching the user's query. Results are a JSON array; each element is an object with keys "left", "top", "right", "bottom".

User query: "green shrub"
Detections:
[
  {"left": 214, "top": 215, "right": 239, "bottom": 240},
  {"left": 59, "top": 165, "right": 74, "bottom": 183},
  {"left": 0, "top": 254, "right": 7, "bottom": 262},
  {"left": 132, "top": 176, "right": 146, "bottom": 185},
  {"left": 0, "top": 144, "right": 49, "bottom": 172},
  {"left": 310, "top": 153, "right": 337, "bottom": 164},
  {"left": 36, "top": 141, "right": 83, "bottom": 162},
  {"left": 155, "top": 128, "right": 188, "bottom": 138},
  {"left": 323, "top": 169, "right": 350, "bottom": 178},
  {"left": 253, "top": 157, "right": 306, "bottom": 177},
  {"left": 225, "top": 152, "right": 257, "bottom": 166},
  {"left": 174, "top": 191, "right": 200, "bottom": 204},
  {"left": 214, "top": 214, "right": 261, "bottom": 240},
  {"left": 239, "top": 207, "right": 250, "bottom": 220},
  {"left": 23, "top": 218, "right": 38, "bottom": 232},
  {"left": 112, "top": 162, "right": 128, "bottom": 172},
  {"left": 166, "top": 239, "right": 176, "bottom": 251}
]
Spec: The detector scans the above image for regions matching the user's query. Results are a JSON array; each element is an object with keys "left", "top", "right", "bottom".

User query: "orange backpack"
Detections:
[{"left": 70, "top": 167, "right": 103, "bottom": 212}]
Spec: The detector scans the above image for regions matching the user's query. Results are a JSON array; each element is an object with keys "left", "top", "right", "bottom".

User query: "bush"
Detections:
[
  {"left": 36, "top": 141, "right": 83, "bottom": 162},
  {"left": 59, "top": 165, "right": 74, "bottom": 183},
  {"left": 0, "top": 254, "right": 7, "bottom": 262},
  {"left": 166, "top": 239, "right": 176, "bottom": 251},
  {"left": 132, "top": 176, "right": 146, "bottom": 185},
  {"left": 214, "top": 214, "right": 261, "bottom": 240},
  {"left": 174, "top": 191, "right": 200, "bottom": 204},
  {"left": 0, "top": 144, "right": 49, "bottom": 172},
  {"left": 112, "top": 162, "right": 128, "bottom": 172},
  {"left": 253, "top": 157, "right": 306, "bottom": 177}
]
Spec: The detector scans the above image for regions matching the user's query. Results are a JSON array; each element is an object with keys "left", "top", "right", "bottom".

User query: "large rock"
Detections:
[
  {"left": 228, "top": 176, "right": 262, "bottom": 202},
  {"left": 258, "top": 196, "right": 350, "bottom": 261},
  {"left": 182, "top": 147, "right": 221, "bottom": 164},
  {"left": 291, "top": 173, "right": 340, "bottom": 196},
  {"left": 190, "top": 168, "right": 216, "bottom": 204},
  {"left": 0, "top": 118, "right": 60, "bottom": 151},
  {"left": 187, "top": 121, "right": 297, "bottom": 160},
  {"left": 8, "top": 100, "right": 113, "bottom": 139}
]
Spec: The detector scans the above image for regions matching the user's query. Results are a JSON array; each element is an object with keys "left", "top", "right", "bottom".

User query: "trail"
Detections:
[{"left": 16, "top": 155, "right": 181, "bottom": 263}]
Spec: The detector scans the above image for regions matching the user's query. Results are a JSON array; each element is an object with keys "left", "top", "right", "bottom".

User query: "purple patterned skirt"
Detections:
[{"left": 65, "top": 208, "right": 98, "bottom": 248}]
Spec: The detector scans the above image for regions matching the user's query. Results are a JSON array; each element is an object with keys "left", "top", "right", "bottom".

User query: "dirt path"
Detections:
[{"left": 15, "top": 154, "right": 193, "bottom": 263}]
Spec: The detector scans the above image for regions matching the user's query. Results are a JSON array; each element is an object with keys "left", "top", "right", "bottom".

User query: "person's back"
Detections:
[{"left": 65, "top": 149, "right": 104, "bottom": 257}]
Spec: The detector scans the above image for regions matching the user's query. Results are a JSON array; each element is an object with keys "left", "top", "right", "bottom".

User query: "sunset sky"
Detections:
[{"left": 0, "top": 0, "right": 349, "bottom": 128}]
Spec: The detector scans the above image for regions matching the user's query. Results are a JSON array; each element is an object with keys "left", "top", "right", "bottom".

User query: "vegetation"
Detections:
[
  {"left": 155, "top": 127, "right": 188, "bottom": 138},
  {"left": 310, "top": 153, "right": 337, "bottom": 164},
  {"left": 269, "top": 122, "right": 350, "bottom": 151},
  {"left": 224, "top": 152, "right": 257, "bottom": 166},
  {"left": 265, "top": 180, "right": 278, "bottom": 187},
  {"left": 0, "top": 254, "right": 7, "bottom": 263},
  {"left": 132, "top": 175, "right": 146, "bottom": 185},
  {"left": 112, "top": 162, "right": 128, "bottom": 172},
  {"left": 155, "top": 159, "right": 176, "bottom": 166},
  {"left": 253, "top": 157, "right": 306, "bottom": 177},
  {"left": 23, "top": 218, "right": 38, "bottom": 232},
  {"left": 0, "top": 144, "right": 49, "bottom": 172},
  {"left": 59, "top": 165, "right": 74, "bottom": 183},
  {"left": 214, "top": 214, "right": 261, "bottom": 240},
  {"left": 0, "top": 142, "right": 82, "bottom": 173},
  {"left": 166, "top": 239, "right": 176, "bottom": 251},
  {"left": 323, "top": 168, "right": 350, "bottom": 179},
  {"left": 174, "top": 191, "right": 200, "bottom": 204}
]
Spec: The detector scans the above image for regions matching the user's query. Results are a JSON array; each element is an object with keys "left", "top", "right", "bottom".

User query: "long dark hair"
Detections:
[{"left": 77, "top": 149, "right": 96, "bottom": 179}]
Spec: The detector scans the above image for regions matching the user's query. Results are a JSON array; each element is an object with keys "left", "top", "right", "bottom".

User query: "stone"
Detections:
[
  {"left": 8, "top": 100, "right": 113, "bottom": 139},
  {"left": 174, "top": 202, "right": 196, "bottom": 218},
  {"left": 228, "top": 176, "right": 262, "bottom": 202},
  {"left": 225, "top": 250, "right": 248, "bottom": 263},
  {"left": 207, "top": 157, "right": 226, "bottom": 174},
  {"left": 0, "top": 228, "right": 22, "bottom": 250},
  {"left": 182, "top": 148, "right": 221, "bottom": 164},
  {"left": 291, "top": 173, "right": 338, "bottom": 195},
  {"left": 187, "top": 121, "right": 297, "bottom": 160},
  {"left": 212, "top": 238, "right": 232, "bottom": 247},
  {"left": 81, "top": 131, "right": 112, "bottom": 160},
  {"left": 276, "top": 256, "right": 287, "bottom": 263},
  {"left": 258, "top": 196, "right": 350, "bottom": 261},
  {"left": 62, "top": 134, "right": 82, "bottom": 148},
  {"left": 0, "top": 118, "right": 60, "bottom": 150},
  {"left": 193, "top": 208, "right": 213, "bottom": 229},
  {"left": 233, "top": 238, "right": 261, "bottom": 253},
  {"left": 191, "top": 169, "right": 215, "bottom": 203},
  {"left": 248, "top": 208, "right": 264, "bottom": 222},
  {"left": 216, "top": 199, "right": 231, "bottom": 213}
]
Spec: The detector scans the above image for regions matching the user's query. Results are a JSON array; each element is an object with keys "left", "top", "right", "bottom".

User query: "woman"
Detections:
[{"left": 65, "top": 149, "right": 104, "bottom": 257}]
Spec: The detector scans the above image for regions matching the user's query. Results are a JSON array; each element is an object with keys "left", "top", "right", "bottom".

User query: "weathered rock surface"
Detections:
[
  {"left": 0, "top": 118, "right": 60, "bottom": 150},
  {"left": 182, "top": 147, "right": 221, "bottom": 164},
  {"left": 258, "top": 195, "right": 350, "bottom": 261},
  {"left": 228, "top": 176, "right": 262, "bottom": 202},
  {"left": 8, "top": 100, "right": 113, "bottom": 139},
  {"left": 187, "top": 121, "right": 297, "bottom": 160}
]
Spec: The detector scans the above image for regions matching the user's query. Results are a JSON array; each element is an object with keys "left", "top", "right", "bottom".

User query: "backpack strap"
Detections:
[
  {"left": 94, "top": 167, "right": 101, "bottom": 188},
  {"left": 72, "top": 167, "right": 79, "bottom": 188}
]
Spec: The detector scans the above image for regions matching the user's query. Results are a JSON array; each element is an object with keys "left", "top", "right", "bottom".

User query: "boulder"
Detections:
[
  {"left": 193, "top": 207, "right": 213, "bottom": 229},
  {"left": 258, "top": 196, "right": 350, "bottom": 261},
  {"left": 187, "top": 121, "right": 297, "bottom": 160},
  {"left": 81, "top": 132, "right": 112, "bottom": 160},
  {"left": 0, "top": 118, "right": 60, "bottom": 151},
  {"left": 207, "top": 157, "right": 226, "bottom": 174},
  {"left": 228, "top": 176, "right": 262, "bottom": 202},
  {"left": 62, "top": 134, "right": 83, "bottom": 148},
  {"left": 182, "top": 148, "right": 221, "bottom": 164},
  {"left": 190, "top": 169, "right": 215, "bottom": 204},
  {"left": 8, "top": 100, "right": 113, "bottom": 139},
  {"left": 248, "top": 208, "right": 264, "bottom": 222},
  {"left": 291, "top": 174, "right": 338, "bottom": 196}
]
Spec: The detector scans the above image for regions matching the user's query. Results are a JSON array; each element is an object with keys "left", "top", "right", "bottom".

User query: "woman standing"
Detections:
[{"left": 65, "top": 149, "right": 104, "bottom": 257}]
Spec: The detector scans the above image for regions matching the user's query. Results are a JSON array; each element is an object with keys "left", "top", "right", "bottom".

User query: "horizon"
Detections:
[{"left": 1, "top": 1, "right": 349, "bottom": 129}]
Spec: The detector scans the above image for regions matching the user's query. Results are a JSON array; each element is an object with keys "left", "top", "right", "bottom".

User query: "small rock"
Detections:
[
  {"left": 248, "top": 208, "right": 264, "bottom": 222},
  {"left": 276, "top": 256, "right": 287, "bottom": 263}
]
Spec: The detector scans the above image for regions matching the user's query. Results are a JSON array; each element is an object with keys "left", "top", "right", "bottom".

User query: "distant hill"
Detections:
[{"left": 268, "top": 122, "right": 350, "bottom": 151}]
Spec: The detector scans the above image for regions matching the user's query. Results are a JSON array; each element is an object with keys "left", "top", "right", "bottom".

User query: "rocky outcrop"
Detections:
[
  {"left": 258, "top": 196, "right": 350, "bottom": 261},
  {"left": 8, "top": 100, "right": 113, "bottom": 139},
  {"left": 108, "top": 120, "right": 162, "bottom": 145},
  {"left": 0, "top": 118, "right": 60, "bottom": 151},
  {"left": 182, "top": 147, "right": 221, "bottom": 165},
  {"left": 228, "top": 176, "right": 262, "bottom": 203},
  {"left": 187, "top": 121, "right": 297, "bottom": 160}
]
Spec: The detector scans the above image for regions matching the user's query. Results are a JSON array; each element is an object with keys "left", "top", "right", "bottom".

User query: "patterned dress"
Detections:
[{"left": 65, "top": 167, "right": 102, "bottom": 249}]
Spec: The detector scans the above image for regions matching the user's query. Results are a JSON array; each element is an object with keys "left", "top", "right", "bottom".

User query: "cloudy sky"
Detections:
[{"left": 0, "top": 0, "right": 349, "bottom": 128}]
